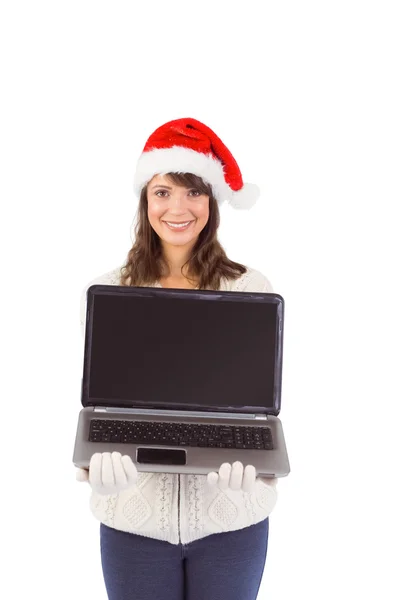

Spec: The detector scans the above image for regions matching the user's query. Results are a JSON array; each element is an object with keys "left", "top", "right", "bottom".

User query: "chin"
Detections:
[{"left": 164, "top": 234, "right": 198, "bottom": 246}]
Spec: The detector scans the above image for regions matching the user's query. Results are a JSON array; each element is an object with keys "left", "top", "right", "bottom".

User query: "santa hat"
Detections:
[{"left": 133, "top": 118, "right": 259, "bottom": 209}]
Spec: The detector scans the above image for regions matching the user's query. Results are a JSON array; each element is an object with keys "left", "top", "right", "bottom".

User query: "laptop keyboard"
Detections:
[{"left": 89, "top": 419, "right": 274, "bottom": 450}]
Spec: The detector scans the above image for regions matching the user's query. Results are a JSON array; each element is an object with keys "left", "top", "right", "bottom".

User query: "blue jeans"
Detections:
[{"left": 100, "top": 518, "right": 269, "bottom": 600}]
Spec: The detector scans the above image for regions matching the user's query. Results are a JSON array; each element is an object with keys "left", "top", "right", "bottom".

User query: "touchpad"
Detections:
[{"left": 137, "top": 447, "right": 187, "bottom": 466}]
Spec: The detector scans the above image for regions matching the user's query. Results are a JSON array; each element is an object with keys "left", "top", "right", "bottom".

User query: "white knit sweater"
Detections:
[{"left": 80, "top": 266, "right": 279, "bottom": 545}]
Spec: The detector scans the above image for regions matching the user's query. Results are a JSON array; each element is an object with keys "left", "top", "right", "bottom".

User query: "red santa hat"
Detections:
[{"left": 133, "top": 118, "right": 259, "bottom": 209}]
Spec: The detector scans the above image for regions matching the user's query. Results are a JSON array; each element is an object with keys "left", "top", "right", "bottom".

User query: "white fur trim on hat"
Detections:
[
  {"left": 133, "top": 146, "right": 259, "bottom": 209},
  {"left": 230, "top": 183, "right": 260, "bottom": 210}
]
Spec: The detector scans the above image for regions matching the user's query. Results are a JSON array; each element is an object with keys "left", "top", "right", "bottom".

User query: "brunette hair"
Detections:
[{"left": 119, "top": 173, "right": 247, "bottom": 290}]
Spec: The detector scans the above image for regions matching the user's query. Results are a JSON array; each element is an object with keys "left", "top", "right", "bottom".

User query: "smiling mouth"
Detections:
[{"left": 162, "top": 220, "right": 195, "bottom": 230}]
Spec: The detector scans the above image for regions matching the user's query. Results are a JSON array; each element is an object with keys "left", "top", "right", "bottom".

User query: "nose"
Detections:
[{"left": 168, "top": 189, "right": 189, "bottom": 211}]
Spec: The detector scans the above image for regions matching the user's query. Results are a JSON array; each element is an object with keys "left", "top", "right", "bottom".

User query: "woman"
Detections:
[{"left": 77, "top": 118, "right": 279, "bottom": 600}]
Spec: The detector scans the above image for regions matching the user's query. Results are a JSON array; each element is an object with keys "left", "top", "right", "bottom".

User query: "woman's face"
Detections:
[{"left": 147, "top": 174, "right": 210, "bottom": 248}]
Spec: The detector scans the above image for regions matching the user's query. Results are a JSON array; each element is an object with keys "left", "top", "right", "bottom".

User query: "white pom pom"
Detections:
[{"left": 229, "top": 183, "right": 260, "bottom": 209}]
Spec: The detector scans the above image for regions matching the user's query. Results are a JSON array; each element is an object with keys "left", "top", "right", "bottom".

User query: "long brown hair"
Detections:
[{"left": 119, "top": 173, "right": 247, "bottom": 290}]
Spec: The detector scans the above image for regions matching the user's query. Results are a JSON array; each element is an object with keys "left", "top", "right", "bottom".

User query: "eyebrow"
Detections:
[{"left": 150, "top": 184, "right": 173, "bottom": 190}]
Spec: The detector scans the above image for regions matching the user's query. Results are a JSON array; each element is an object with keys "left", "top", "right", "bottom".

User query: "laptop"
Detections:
[{"left": 72, "top": 284, "right": 290, "bottom": 477}]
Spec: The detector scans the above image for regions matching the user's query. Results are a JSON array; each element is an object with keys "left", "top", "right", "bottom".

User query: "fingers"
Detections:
[
  {"left": 112, "top": 452, "right": 128, "bottom": 487},
  {"left": 88, "top": 452, "right": 138, "bottom": 494},
  {"left": 101, "top": 452, "right": 115, "bottom": 489},
  {"left": 89, "top": 453, "right": 103, "bottom": 490},
  {"left": 229, "top": 461, "right": 244, "bottom": 491},
  {"left": 218, "top": 463, "right": 231, "bottom": 490},
  {"left": 208, "top": 462, "right": 257, "bottom": 492},
  {"left": 89, "top": 452, "right": 116, "bottom": 492},
  {"left": 242, "top": 464, "right": 256, "bottom": 493},
  {"left": 121, "top": 454, "right": 138, "bottom": 485}
]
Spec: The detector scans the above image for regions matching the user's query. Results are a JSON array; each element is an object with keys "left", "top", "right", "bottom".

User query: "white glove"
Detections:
[
  {"left": 207, "top": 461, "right": 257, "bottom": 493},
  {"left": 76, "top": 451, "right": 138, "bottom": 495}
]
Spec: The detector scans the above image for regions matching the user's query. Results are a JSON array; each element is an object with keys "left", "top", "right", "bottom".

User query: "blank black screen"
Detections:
[{"left": 86, "top": 293, "right": 279, "bottom": 411}]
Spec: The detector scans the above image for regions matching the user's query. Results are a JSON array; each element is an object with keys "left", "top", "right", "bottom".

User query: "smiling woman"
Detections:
[{"left": 77, "top": 117, "right": 278, "bottom": 600}]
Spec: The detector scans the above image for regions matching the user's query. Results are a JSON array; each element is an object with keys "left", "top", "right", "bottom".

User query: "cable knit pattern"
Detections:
[
  {"left": 208, "top": 492, "right": 239, "bottom": 530},
  {"left": 136, "top": 471, "right": 154, "bottom": 489},
  {"left": 244, "top": 491, "right": 257, "bottom": 522},
  {"left": 120, "top": 470, "right": 154, "bottom": 529},
  {"left": 81, "top": 265, "right": 279, "bottom": 544},
  {"left": 90, "top": 493, "right": 118, "bottom": 528},
  {"left": 187, "top": 474, "right": 203, "bottom": 534},
  {"left": 122, "top": 488, "right": 152, "bottom": 529},
  {"left": 156, "top": 473, "right": 173, "bottom": 533}
]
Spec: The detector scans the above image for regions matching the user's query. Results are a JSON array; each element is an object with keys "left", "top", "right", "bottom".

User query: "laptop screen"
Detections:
[{"left": 83, "top": 287, "right": 283, "bottom": 414}]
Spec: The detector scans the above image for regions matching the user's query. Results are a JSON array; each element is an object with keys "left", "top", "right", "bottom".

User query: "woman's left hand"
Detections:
[{"left": 207, "top": 461, "right": 256, "bottom": 493}]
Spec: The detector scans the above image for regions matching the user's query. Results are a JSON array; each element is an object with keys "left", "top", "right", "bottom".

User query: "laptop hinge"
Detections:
[{"left": 93, "top": 407, "right": 268, "bottom": 420}]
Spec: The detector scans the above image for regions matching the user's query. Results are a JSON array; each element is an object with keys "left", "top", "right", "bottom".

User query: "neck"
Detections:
[{"left": 161, "top": 242, "right": 195, "bottom": 278}]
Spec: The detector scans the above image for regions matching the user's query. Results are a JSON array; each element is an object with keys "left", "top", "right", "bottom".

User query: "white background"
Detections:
[{"left": 1, "top": 1, "right": 399, "bottom": 598}]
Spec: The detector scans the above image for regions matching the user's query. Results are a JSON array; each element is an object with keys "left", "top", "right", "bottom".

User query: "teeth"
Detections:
[{"left": 165, "top": 221, "right": 191, "bottom": 228}]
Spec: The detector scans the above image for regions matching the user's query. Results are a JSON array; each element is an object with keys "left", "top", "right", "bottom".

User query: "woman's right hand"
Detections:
[{"left": 76, "top": 451, "right": 138, "bottom": 495}]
